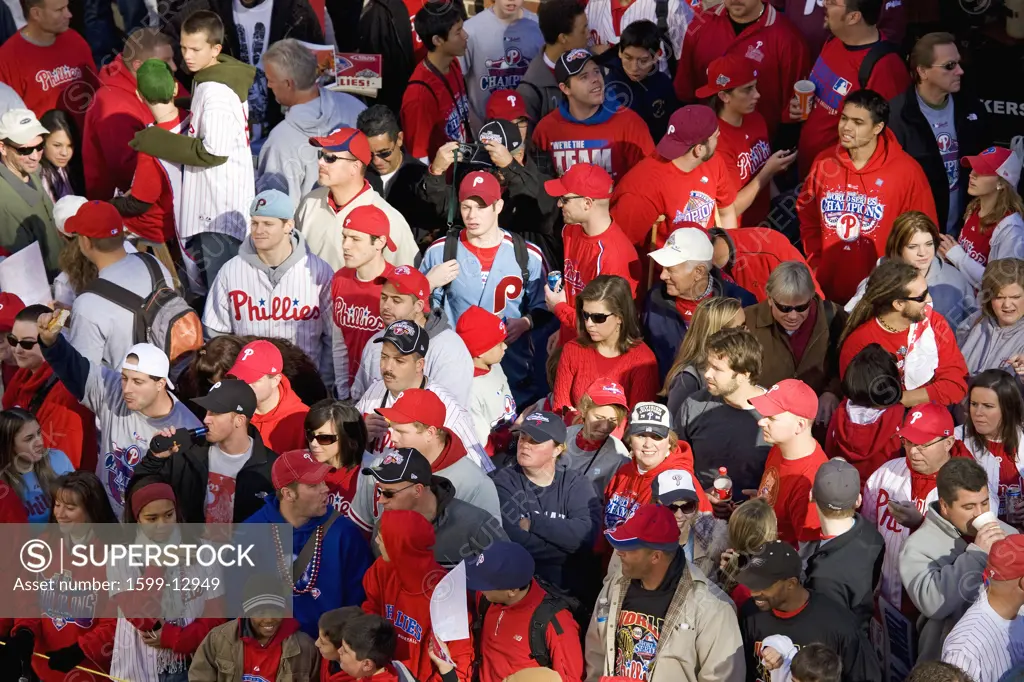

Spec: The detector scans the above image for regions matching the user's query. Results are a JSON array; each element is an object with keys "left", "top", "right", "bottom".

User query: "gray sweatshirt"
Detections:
[
  {"left": 256, "top": 87, "right": 367, "bottom": 204},
  {"left": 560, "top": 424, "right": 629, "bottom": 499},
  {"left": 956, "top": 312, "right": 1024, "bottom": 377},
  {"left": 517, "top": 51, "right": 561, "bottom": 136},
  {"left": 899, "top": 502, "right": 1018, "bottom": 661}
]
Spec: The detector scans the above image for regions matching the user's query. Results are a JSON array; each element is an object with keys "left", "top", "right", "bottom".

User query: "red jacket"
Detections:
[
  {"left": 825, "top": 399, "right": 904, "bottom": 488},
  {"left": 675, "top": 2, "right": 810, "bottom": 136},
  {"left": 3, "top": 363, "right": 97, "bottom": 471},
  {"left": 476, "top": 579, "right": 583, "bottom": 682},
  {"left": 362, "top": 511, "right": 474, "bottom": 682},
  {"left": 798, "top": 128, "right": 937, "bottom": 304},
  {"left": 712, "top": 227, "right": 823, "bottom": 302},
  {"left": 251, "top": 376, "right": 310, "bottom": 454}
]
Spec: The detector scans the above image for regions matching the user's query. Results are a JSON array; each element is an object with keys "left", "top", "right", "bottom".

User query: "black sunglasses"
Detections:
[
  {"left": 371, "top": 147, "right": 396, "bottom": 160},
  {"left": 772, "top": 299, "right": 812, "bottom": 314},
  {"left": 668, "top": 500, "right": 698, "bottom": 514},
  {"left": 581, "top": 311, "right": 614, "bottom": 324},
  {"left": 305, "top": 429, "right": 339, "bottom": 446},
  {"left": 932, "top": 60, "right": 961, "bottom": 71},
  {"left": 379, "top": 483, "right": 417, "bottom": 499},
  {"left": 10, "top": 142, "right": 44, "bottom": 156},
  {"left": 6, "top": 334, "right": 38, "bottom": 350},
  {"left": 902, "top": 288, "right": 930, "bottom": 303},
  {"left": 317, "top": 150, "right": 357, "bottom": 164}
]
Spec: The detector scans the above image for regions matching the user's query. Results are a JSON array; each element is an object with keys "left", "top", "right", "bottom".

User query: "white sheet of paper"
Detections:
[
  {"left": 0, "top": 242, "right": 50, "bottom": 306},
  {"left": 429, "top": 561, "right": 469, "bottom": 642}
]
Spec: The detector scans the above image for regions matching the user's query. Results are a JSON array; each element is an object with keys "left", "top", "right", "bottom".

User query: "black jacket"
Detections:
[
  {"left": 357, "top": 0, "right": 415, "bottom": 115},
  {"left": 130, "top": 426, "right": 279, "bottom": 524},
  {"left": 599, "top": 53, "right": 680, "bottom": 143},
  {"left": 163, "top": 0, "right": 325, "bottom": 130},
  {"left": 366, "top": 152, "right": 438, "bottom": 236},
  {"left": 804, "top": 514, "right": 885, "bottom": 636},
  {"left": 431, "top": 476, "right": 508, "bottom": 568},
  {"left": 887, "top": 86, "right": 987, "bottom": 232}
]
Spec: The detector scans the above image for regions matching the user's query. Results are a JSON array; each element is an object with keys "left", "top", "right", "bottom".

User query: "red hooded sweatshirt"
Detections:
[
  {"left": 825, "top": 399, "right": 904, "bottom": 488},
  {"left": 3, "top": 363, "right": 97, "bottom": 471},
  {"left": 241, "top": 618, "right": 301, "bottom": 680},
  {"left": 602, "top": 443, "right": 712, "bottom": 531},
  {"left": 251, "top": 376, "right": 310, "bottom": 454},
  {"left": 797, "top": 128, "right": 938, "bottom": 304},
  {"left": 362, "top": 511, "right": 473, "bottom": 682}
]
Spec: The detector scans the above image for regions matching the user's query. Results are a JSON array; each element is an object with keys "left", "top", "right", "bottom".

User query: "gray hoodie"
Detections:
[
  {"left": 957, "top": 312, "right": 1024, "bottom": 377},
  {"left": 351, "top": 307, "right": 474, "bottom": 406},
  {"left": 517, "top": 52, "right": 561, "bottom": 137},
  {"left": 256, "top": 87, "right": 367, "bottom": 204}
]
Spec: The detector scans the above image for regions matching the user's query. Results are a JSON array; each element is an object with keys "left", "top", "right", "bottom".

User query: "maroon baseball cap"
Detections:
[
  {"left": 310, "top": 127, "right": 372, "bottom": 165},
  {"left": 605, "top": 504, "right": 680, "bottom": 552},
  {"left": 459, "top": 171, "right": 502, "bottom": 206},
  {"left": 64, "top": 201, "right": 124, "bottom": 239},
  {"left": 486, "top": 90, "right": 527, "bottom": 121},
  {"left": 897, "top": 402, "right": 954, "bottom": 444},
  {"left": 374, "top": 265, "right": 430, "bottom": 303},
  {"left": 544, "top": 163, "right": 614, "bottom": 200},
  {"left": 376, "top": 388, "right": 446, "bottom": 429},
  {"left": 656, "top": 105, "right": 719, "bottom": 160},
  {"left": 0, "top": 293, "right": 26, "bottom": 333},
  {"left": 271, "top": 449, "right": 332, "bottom": 489},
  {"left": 227, "top": 340, "right": 283, "bottom": 384},
  {"left": 750, "top": 379, "right": 818, "bottom": 421}
]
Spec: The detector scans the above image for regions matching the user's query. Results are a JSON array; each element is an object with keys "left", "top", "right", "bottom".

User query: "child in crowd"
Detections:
[
  {"left": 315, "top": 606, "right": 363, "bottom": 681},
  {"left": 456, "top": 305, "right": 516, "bottom": 456},
  {"left": 0, "top": 408, "right": 74, "bottom": 523},
  {"left": 824, "top": 343, "right": 904, "bottom": 486},
  {"left": 791, "top": 642, "right": 843, "bottom": 682}
]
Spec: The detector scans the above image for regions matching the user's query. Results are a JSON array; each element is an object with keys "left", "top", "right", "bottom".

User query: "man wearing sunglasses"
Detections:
[
  {"left": 839, "top": 259, "right": 968, "bottom": 408},
  {"left": 888, "top": 32, "right": 987, "bottom": 234},
  {"left": 0, "top": 108, "right": 63, "bottom": 278}
]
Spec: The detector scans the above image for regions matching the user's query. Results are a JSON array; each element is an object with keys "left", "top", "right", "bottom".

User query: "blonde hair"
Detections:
[
  {"left": 964, "top": 177, "right": 1024, "bottom": 233},
  {"left": 978, "top": 258, "right": 1024, "bottom": 322},
  {"left": 885, "top": 211, "right": 940, "bottom": 260},
  {"left": 575, "top": 394, "right": 628, "bottom": 426},
  {"left": 721, "top": 498, "right": 778, "bottom": 592},
  {"left": 662, "top": 297, "right": 743, "bottom": 395}
]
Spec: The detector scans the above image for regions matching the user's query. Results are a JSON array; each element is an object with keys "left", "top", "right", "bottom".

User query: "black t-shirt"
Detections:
[
  {"left": 614, "top": 547, "right": 685, "bottom": 678},
  {"left": 729, "top": 17, "right": 757, "bottom": 34},
  {"left": 739, "top": 592, "right": 882, "bottom": 682}
]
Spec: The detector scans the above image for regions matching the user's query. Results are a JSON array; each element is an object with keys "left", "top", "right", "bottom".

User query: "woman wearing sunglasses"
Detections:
[
  {"left": 552, "top": 275, "right": 658, "bottom": 418},
  {"left": 958, "top": 258, "right": 1024, "bottom": 378},
  {"left": 746, "top": 261, "right": 847, "bottom": 427},
  {"left": 305, "top": 399, "right": 368, "bottom": 515},
  {"left": 1, "top": 303, "right": 96, "bottom": 469}
]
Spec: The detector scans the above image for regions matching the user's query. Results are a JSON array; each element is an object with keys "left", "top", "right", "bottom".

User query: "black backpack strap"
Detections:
[
  {"left": 509, "top": 231, "right": 531, "bottom": 315},
  {"left": 528, "top": 596, "right": 566, "bottom": 668},
  {"left": 27, "top": 373, "right": 60, "bottom": 414},
  {"left": 439, "top": 227, "right": 461, "bottom": 310},
  {"left": 135, "top": 251, "right": 169, "bottom": 291},
  {"left": 406, "top": 79, "right": 439, "bottom": 104},
  {"left": 470, "top": 593, "right": 490, "bottom": 681},
  {"left": 858, "top": 41, "right": 902, "bottom": 89},
  {"left": 84, "top": 278, "right": 148, "bottom": 346},
  {"left": 654, "top": 0, "right": 677, "bottom": 72}
]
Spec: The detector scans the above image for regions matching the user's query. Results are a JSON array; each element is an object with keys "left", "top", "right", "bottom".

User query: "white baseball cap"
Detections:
[
  {"left": 122, "top": 343, "right": 174, "bottom": 389},
  {"left": 53, "top": 195, "right": 89, "bottom": 237},
  {"left": 649, "top": 227, "right": 714, "bottom": 268},
  {"left": 0, "top": 109, "right": 49, "bottom": 146}
]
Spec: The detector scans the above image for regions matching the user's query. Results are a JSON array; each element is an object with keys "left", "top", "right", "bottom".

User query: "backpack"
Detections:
[
  {"left": 84, "top": 252, "right": 204, "bottom": 363},
  {"left": 440, "top": 227, "right": 531, "bottom": 315},
  {"left": 857, "top": 41, "right": 902, "bottom": 89},
  {"left": 471, "top": 579, "right": 583, "bottom": 676},
  {"left": 655, "top": 0, "right": 679, "bottom": 75}
]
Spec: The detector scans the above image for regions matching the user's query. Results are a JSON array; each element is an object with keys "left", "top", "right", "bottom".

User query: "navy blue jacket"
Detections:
[
  {"left": 643, "top": 268, "right": 757, "bottom": 379},
  {"left": 601, "top": 54, "right": 681, "bottom": 142}
]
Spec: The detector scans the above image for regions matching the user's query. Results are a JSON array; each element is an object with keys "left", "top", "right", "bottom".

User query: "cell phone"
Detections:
[{"left": 456, "top": 143, "right": 482, "bottom": 159}]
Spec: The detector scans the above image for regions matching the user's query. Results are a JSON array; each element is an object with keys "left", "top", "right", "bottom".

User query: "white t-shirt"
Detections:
[
  {"left": 232, "top": 0, "right": 274, "bottom": 140},
  {"left": 205, "top": 439, "right": 254, "bottom": 523}
]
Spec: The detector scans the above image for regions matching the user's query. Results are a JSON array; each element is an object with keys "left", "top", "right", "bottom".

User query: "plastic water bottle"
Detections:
[
  {"left": 713, "top": 467, "right": 733, "bottom": 502},
  {"left": 596, "top": 597, "right": 610, "bottom": 624}
]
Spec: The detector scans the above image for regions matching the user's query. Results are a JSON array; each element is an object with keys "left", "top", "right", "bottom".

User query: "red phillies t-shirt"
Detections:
[
  {"left": 532, "top": 106, "right": 655, "bottom": 181},
  {"left": 243, "top": 630, "right": 285, "bottom": 681},
  {"left": 0, "top": 30, "right": 97, "bottom": 124},
  {"left": 123, "top": 118, "right": 181, "bottom": 243},
  {"left": 756, "top": 443, "right": 827, "bottom": 546},
  {"left": 611, "top": 153, "right": 738, "bottom": 247},
  {"left": 400, "top": 59, "right": 471, "bottom": 160},
  {"left": 957, "top": 210, "right": 997, "bottom": 268},
  {"left": 716, "top": 111, "right": 772, "bottom": 226},
  {"left": 326, "top": 465, "right": 360, "bottom": 517},
  {"left": 331, "top": 262, "right": 394, "bottom": 384},
  {"left": 460, "top": 230, "right": 501, "bottom": 272},
  {"left": 797, "top": 38, "right": 910, "bottom": 178}
]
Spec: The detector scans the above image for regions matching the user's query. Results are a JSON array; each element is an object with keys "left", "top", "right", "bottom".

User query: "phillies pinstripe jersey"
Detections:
[
  {"left": 177, "top": 80, "right": 255, "bottom": 243},
  {"left": 942, "top": 591, "right": 1024, "bottom": 682},
  {"left": 585, "top": 0, "right": 692, "bottom": 66},
  {"left": 203, "top": 231, "right": 334, "bottom": 378}
]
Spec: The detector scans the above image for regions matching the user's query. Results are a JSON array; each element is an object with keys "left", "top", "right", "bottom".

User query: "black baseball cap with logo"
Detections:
[
  {"left": 191, "top": 378, "right": 257, "bottom": 419},
  {"left": 374, "top": 320, "right": 429, "bottom": 357},
  {"left": 555, "top": 48, "right": 594, "bottom": 84},
  {"left": 735, "top": 540, "right": 802, "bottom": 591},
  {"left": 362, "top": 448, "right": 433, "bottom": 484}
]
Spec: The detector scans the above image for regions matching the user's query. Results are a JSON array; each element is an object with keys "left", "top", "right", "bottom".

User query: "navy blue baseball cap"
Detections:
[
  {"left": 465, "top": 541, "right": 536, "bottom": 592},
  {"left": 513, "top": 411, "right": 566, "bottom": 445}
]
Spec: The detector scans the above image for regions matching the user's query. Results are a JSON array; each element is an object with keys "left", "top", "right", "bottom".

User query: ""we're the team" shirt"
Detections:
[{"left": 532, "top": 103, "right": 654, "bottom": 180}]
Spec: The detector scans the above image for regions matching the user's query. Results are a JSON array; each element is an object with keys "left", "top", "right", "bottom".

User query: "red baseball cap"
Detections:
[
  {"left": 961, "top": 146, "right": 1023, "bottom": 188},
  {"left": 750, "top": 379, "right": 818, "bottom": 421},
  {"left": 657, "top": 105, "right": 719, "bottom": 160},
  {"left": 984, "top": 536, "right": 1024, "bottom": 582},
  {"left": 605, "top": 504, "right": 680, "bottom": 551},
  {"left": 459, "top": 171, "right": 502, "bottom": 206},
  {"left": 586, "top": 377, "right": 627, "bottom": 408},
  {"left": 455, "top": 305, "right": 506, "bottom": 357},
  {"left": 227, "top": 339, "right": 284, "bottom": 384},
  {"left": 544, "top": 163, "right": 614, "bottom": 200},
  {"left": 310, "top": 127, "right": 372, "bottom": 165},
  {"left": 896, "top": 402, "right": 954, "bottom": 445},
  {"left": 0, "top": 293, "right": 25, "bottom": 333},
  {"left": 343, "top": 204, "right": 396, "bottom": 252},
  {"left": 272, "top": 449, "right": 332, "bottom": 489},
  {"left": 694, "top": 54, "right": 759, "bottom": 98},
  {"left": 376, "top": 388, "right": 446, "bottom": 429},
  {"left": 374, "top": 265, "right": 430, "bottom": 303},
  {"left": 64, "top": 201, "right": 124, "bottom": 239},
  {"left": 486, "top": 89, "right": 527, "bottom": 121}
]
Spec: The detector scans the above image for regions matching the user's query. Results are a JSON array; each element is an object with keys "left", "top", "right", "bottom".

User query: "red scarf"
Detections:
[{"left": 786, "top": 302, "right": 819, "bottom": 365}]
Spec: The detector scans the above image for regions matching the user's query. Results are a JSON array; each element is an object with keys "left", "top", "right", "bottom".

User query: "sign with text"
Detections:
[{"left": 333, "top": 53, "right": 383, "bottom": 96}]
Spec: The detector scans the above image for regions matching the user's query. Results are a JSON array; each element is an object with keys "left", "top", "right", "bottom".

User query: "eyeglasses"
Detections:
[
  {"left": 667, "top": 500, "right": 698, "bottom": 514},
  {"left": 931, "top": 60, "right": 961, "bottom": 71},
  {"left": 379, "top": 483, "right": 417, "bottom": 499},
  {"left": 581, "top": 311, "right": 614, "bottom": 324},
  {"left": 371, "top": 145, "right": 397, "bottom": 160},
  {"left": 557, "top": 195, "right": 586, "bottom": 207},
  {"left": 771, "top": 299, "right": 812, "bottom": 314},
  {"left": 317, "top": 150, "right": 359, "bottom": 164},
  {"left": 305, "top": 429, "right": 339, "bottom": 446},
  {"left": 901, "top": 436, "right": 946, "bottom": 451},
  {"left": 901, "top": 288, "right": 930, "bottom": 303},
  {"left": 6, "top": 334, "right": 38, "bottom": 350},
  {"left": 10, "top": 142, "right": 44, "bottom": 156}
]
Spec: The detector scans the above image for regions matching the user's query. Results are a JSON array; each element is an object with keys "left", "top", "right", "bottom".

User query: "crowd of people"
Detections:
[{"left": 0, "top": 0, "right": 1022, "bottom": 679}]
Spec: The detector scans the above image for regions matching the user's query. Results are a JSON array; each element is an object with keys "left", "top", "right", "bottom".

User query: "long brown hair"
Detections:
[
  {"left": 0, "top": 408, "right": 60, "bottom": 507},
  {"left": 58, "top": 236, "right": 99, "bottom": 294},
  {"left": 977, "top": 258, "right": 1024, "bottom": 324},
  {"left": 662, "top": 297, "right": 742, "bottom": 395},
  {"left": 885, "top": 211, "right": 940, "bottom": 260},
  {"left": 964, "top": 177, "right": 1024, "bottom": 232},
  {"left": 965, "top": 369, "right": 1022, "bottom": 461},
  {"left": 575, "top": 275, "right": 643, "bottom": 354},
  {"left": 840, "top": 260, "right": 920, "bottom": 347}
]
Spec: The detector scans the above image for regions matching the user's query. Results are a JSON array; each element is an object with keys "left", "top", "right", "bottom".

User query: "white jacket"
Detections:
[{"left": 945, "top": 212, "right": 1024, "bottom": 289}]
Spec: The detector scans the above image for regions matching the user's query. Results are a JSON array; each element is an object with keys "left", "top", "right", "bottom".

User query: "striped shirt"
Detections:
[{"left": 942, "top": 591, "right": 1024, "bottom": 682}]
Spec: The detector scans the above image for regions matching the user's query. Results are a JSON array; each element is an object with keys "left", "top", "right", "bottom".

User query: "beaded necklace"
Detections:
[{"left": 273, "top": 524, "right": 324, "bottom": 598}]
